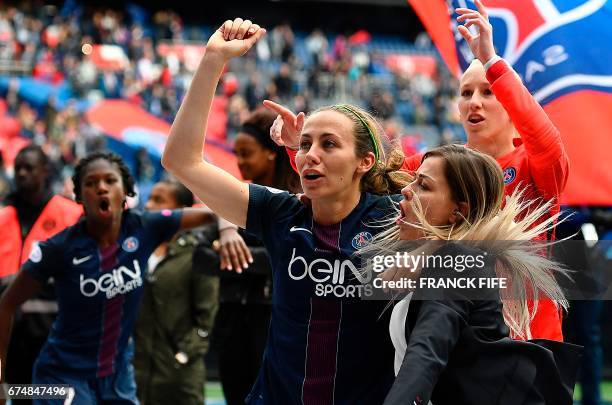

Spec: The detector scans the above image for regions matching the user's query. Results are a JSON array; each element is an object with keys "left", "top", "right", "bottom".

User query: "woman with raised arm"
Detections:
[
  {"left": 268, "top": 0, "right": 569, "bottom": 341},
  {"left": 162, "top": 18, "right": 411, "bottom": 404}
]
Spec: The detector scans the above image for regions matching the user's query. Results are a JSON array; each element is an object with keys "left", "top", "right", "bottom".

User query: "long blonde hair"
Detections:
[{"left": 364, "top": 144, "right": 568, "bottom": 339}]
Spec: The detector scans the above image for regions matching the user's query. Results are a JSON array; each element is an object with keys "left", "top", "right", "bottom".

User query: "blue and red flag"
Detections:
[
  {"left": 409, "top": 0, "right": 612, "bottom": 205},
  {"left": 85, "top": 99, "right": 241, "bottom": 179}
]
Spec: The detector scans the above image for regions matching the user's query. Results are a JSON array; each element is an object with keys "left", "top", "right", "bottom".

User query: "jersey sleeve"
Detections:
[
  {"left": 22, "top": 238, "right": 63, "bottom": 284},
  {"left": 286, "top": 147, "right": 299, "bottom": 174},
  {"left": 524, "top": 298, "right": 563, "bottom": 341},
  {"left": 246, "top": 183, "right": 301, "bottom": 240},
  {"left": 401, "top": 152, "right": 423, "bottom": 173},
  {"left": 142, "top": 209, "right": 183, "bottom": 246},
  {"left": 487, "top": 59, "right": 570, "bottom": 200}
]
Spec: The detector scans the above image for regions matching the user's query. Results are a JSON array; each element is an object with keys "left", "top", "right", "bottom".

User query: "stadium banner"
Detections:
[
  {"left": 385, "top": 54, "right": 439, "bottom": 79},
  {"left": 85, "top": 99, "right": 241, "bottom": 179},
  {"left": 156, "top": 43, "right": 206, "bottom": 72},
  {"left": 408, "top": 0, "right": 612, "bottom": 205},
  {"left": 88, "top": 45, "right": 130, "bottom": 71}
]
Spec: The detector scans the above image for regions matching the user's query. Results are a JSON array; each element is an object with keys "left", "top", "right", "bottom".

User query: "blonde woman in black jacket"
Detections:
[{"left": 365, "top": 145, "right": 581, "bottom": 405}]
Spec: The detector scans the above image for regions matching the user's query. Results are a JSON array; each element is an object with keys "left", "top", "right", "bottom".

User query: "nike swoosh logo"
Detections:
[
  {"left": 290, "top": 226, "right": 312, "bottom": 234},
  {"left": 72, "top": 255, "right": 92, "bottom": 265}
]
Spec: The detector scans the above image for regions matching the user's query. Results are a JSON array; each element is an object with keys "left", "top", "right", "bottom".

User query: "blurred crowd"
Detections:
[
  {"left": 0, "top": 1, "right": 468, "bottom": 206},
  {"left": 0, "top": 2, "right": 461, "bottom": 128}
]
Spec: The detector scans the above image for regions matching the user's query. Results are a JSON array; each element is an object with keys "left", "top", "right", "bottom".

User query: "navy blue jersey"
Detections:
[
  {"left": 23, "top": 209, "right": 181, "bottom": 379},
  {"left": 245, "top": 184, "right": 400, "bottom": 405}
]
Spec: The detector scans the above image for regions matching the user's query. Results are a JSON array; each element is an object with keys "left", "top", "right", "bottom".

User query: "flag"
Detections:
[
  {"left": 408, "top": 0, "right": 612, "bottom": 205},
  {"left": 86, "top": 100, "right": 241, "bottom": 179}
]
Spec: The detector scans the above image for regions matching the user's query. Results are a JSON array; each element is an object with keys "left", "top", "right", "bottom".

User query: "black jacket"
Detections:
[
  {"left": 193, "top": 226, "right": 272, "bottom": 305},
  {"left": 384, "top": 243, "right": 582, "bottom": 405}
]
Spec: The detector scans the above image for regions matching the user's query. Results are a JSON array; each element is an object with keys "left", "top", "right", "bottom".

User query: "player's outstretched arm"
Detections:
[{"left": 162, "top": 19, "right": 266, "bottom": 228}]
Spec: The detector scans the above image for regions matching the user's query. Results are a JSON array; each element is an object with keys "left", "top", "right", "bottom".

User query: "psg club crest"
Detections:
[
  {"left": 503, "top": 167, "right": 517, "bottom": 185},
  {"left": 352, "top": 231, "right": 373, "bottom": 249},
  {"left": 122, "top": 236, "right": 139, "bottom": 252}
]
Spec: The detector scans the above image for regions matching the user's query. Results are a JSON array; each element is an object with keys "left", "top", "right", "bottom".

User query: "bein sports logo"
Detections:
[
  {"left": 80, "top": 260, "right": 143, "bottom": 299},
  {"left": 287, "top": 248, "right": 374, "bottom": 298},
  {"left": 451, "top": 0, "right": 612, "bottom": 104}
]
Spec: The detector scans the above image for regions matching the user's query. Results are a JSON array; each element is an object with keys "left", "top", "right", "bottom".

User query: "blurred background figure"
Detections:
[
  {"left": 556, "top": 206, "right": 612, "bottom": 405},
  {"left": 0, "top": 145, "right": 81, "bottom": 404},
  {"left": 134, "top": 177, "right": 219, "bottom": 405},
  {"left": 0, "top": 151, "right": 10, "bottom": 204}
]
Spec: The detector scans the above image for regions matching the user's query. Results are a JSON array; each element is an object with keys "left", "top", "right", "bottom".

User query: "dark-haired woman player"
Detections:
[
  {"left": 162, "top": 19, "right": 411, "bottom": 405},
  {"left": 0, "top": 152, "right": 215, "bottom": 405}
]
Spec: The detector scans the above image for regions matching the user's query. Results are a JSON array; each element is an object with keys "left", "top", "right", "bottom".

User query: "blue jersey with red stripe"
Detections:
[
  {"left": 23, "top": 209, "right": 181, "bottom": 378},
  {"left": 245, "top": 184, "right": 399, "bottom": 405}
]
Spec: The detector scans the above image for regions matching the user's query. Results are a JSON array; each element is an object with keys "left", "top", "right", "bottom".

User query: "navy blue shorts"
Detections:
[{"left": 32, "top": 363, "right": 138, "bottom": 405}]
